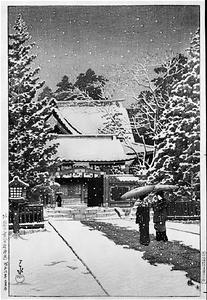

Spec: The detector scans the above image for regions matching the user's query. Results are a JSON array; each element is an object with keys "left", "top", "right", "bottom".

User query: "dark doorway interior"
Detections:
[{"left": 88, "top": 177, "right": 103, "bottom": 207}]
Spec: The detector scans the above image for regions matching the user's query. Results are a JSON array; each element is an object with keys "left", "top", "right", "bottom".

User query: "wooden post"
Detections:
[
  {"left": 103, "top": 175, "right": 109, "bottom": 207},
  {"left": 13, "top": 205, "right": 20, "bottom": 234}
]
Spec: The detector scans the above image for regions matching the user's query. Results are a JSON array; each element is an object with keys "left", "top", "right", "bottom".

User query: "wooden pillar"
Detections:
[
  {"left": 102, "top": 175, "right": 106, "bottom": 207},
  {"left": 13, "top": 206, "right": 20, "bottom": 234},
  {"left": 103, "top": 175, "right": 109, "bottom": 207}
]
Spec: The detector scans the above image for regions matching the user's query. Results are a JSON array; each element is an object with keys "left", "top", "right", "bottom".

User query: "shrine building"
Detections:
[{"left": 46, "top": 99, "right": 153, "bottom": 207}]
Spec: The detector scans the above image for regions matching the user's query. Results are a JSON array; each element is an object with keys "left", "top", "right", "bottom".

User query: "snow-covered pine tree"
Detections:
[
  {"left": 130, "top": 53, "right": 188, "bottom": 162},
  {"left": 108, "top": 54, "right": 187, "bottom": 173},
  {"left": 148, "top": 28, "right": 200, "bottom": 201},
  {"left": 9, "top": 15, "right": 59, "bottom": 190}
]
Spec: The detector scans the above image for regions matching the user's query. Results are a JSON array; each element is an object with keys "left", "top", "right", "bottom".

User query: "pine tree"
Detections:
[
  {"left": 115, "top": 53, "right": 187, "bottom": 172},
  {"left": 152, "top": 53, "right": 188, "bottom": 102},
  {"left": 54, "top": 75, "right": 75, "bottom": 101},
  {"left": 149, "top": 29, "right": 200, "bottom": 200},
  {"left": 8, "top": 15, "right": 59, "bottom": 190},
  {"left": 74, "top": 68, "right": 108, "bottom": 99}
]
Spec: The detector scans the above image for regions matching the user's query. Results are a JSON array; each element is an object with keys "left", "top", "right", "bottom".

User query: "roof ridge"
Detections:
[
  {"left": 56, "top": 99, "right": 125, "bottom": 106},
  {"left": 57, "top": 134, "right": 117, "bottom": 139}
]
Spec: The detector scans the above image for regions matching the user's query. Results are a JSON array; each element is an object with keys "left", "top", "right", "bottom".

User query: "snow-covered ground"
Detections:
[
  {"left": 9, "top": 222, "right": 106, "bottom": 297},
  {"left": 8, "top": 219, "right": 201, "bottom": 298},
  {"left": 100, "top": 217, "right": 200, "bottom": 250}
]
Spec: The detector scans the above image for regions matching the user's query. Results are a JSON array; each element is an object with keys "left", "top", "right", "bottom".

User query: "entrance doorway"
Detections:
[
  {"left": 56, "top": 175, "right": 103, "bottom": 207},
  {"left": 88, "top": 177, "right": 103, "bottom": 207}
]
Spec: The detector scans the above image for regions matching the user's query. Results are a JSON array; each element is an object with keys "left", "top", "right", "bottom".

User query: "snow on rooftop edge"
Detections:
[{"left": 55, "top": 135, "right": 130, "bottom": 162}]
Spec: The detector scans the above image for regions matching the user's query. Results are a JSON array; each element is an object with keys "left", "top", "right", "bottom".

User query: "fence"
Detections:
[
  {"left": 9, "top": 204, "right": 44, "bottom": 230},
  {"left": 110, "top": 200, "right": 136, "bottom": 207},
  {"left": 167, "top": 201, "right": 200, "bottom": 219},
  {"left": 110, "top": 200, "right": 200, "bottom": 220}
]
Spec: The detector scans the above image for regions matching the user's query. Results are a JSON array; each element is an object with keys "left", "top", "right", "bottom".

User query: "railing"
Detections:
[
  {"left": 167, "top": 201, "right": 200, "bottom": 219},
  {"left": 109, "top": 200, "right": 200, "bottom": 219},
  {"left": 9, "top": 204, "right": 44, "bottom": 225},
  {"left": 109, "top": 200, "right": 136, "bottom": 207}
]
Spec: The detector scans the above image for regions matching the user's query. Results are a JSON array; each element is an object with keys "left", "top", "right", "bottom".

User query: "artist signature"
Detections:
[{"left": 15, "top": 260, "right": 25, "bottom": 283}]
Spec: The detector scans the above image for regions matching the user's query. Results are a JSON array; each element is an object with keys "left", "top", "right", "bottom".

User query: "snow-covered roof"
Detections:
[
  {"left": 49, "top": 108, "right": 81, "bottom": 134},
  {"left": 55, "top": 135, "right": 131, "bottom": 162},
  {"left": 122, "top": 142, "right": 154, "bottom": 154},
  {"left": 115, "top": 176, "right": 141, "bottom": 182},
  {"left": 107, "top": 175, "right": 147, "bottom": 183},
  {"left": 9, "top": 176, "right": 29, "bottom": 187},
  {"left": 52, "top": 100, "right": 135, "bottom": 142}
]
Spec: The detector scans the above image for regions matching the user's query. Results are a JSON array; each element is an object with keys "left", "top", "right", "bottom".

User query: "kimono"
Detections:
[
  {"left": 153, "top": 195, "right": 168, "bottom": 242},
  {"left": 136, "top": 205, "right": 150, "bottom": 246}
]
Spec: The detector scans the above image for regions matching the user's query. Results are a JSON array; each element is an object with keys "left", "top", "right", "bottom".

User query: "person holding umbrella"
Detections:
[
  {"left": 135, "top": 195, "right": 150, "bottom": 246},
  {"left": 121, "top": 185, "right": 155, "bottom": 246},
  {"left": 152, "top": 191, "right": 168, "bottom": 242},
  {"left": 121, "top": 184, "right": 178, "bottom": 244}
]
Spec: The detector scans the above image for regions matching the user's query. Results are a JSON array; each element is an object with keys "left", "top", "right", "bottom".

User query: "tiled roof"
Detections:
[
  {"left": 55, "top": 135, "right": 131, "bottom": 162},
  {"left": 55, "top": 101, "right": 135, "bottom": 142}
]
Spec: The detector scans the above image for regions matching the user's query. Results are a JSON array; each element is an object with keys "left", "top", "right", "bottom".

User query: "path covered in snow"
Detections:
[
  {"left": 49, "top": 220, "right": 200, "bottom": 297},
  {"left": 9, "top": 219, "right": 201, "bottom": 297},
  {"left": 9, "top": 222, "right": 106, "bottom": 297}
]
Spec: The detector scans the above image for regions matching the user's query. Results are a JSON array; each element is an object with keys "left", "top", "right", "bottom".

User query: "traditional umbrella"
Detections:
[
  {"left": 154, "top": 184, "right": 179, "bottom": 192},
  {"left": 121, "top": 185, "right": 155, "bottom": 200}
]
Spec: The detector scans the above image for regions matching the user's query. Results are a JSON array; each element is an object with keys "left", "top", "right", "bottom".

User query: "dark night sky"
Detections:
[{"left": 8, "top": 4, "right": 200, "bottom": 104}]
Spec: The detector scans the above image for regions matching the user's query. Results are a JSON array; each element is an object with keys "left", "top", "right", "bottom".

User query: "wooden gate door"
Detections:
[{"left": 88, "top": 177, "right": 103, "bottom": 207}]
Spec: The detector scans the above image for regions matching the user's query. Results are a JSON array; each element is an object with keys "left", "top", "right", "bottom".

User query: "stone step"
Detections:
[
  {"left": 94, "top": 216, "right": 121, "bottom": 221},
  {"left": 48, "top": 213, "right": 71, "bottom": 217},
  {"left": 96, "top": 212, "right": 117, "bottom": 217},
  {"left": 46, "top": 206, "right": 126, "bottom": 221}
]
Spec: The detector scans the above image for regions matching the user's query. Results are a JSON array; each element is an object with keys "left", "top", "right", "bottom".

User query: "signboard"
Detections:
[
  {"left": 55, "top": 168, "right": 103, "bottom": 179},
  {"left": 73, "top": 173, "right": 82, "bottom": 178},
  {"left": 83, "top": 173, "right": 93, "bottom": 178},
  {"left": 64, "top": 174, "right": 73, "bottom": 178}
]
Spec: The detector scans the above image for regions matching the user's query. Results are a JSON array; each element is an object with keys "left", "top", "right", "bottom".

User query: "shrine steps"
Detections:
[{"left": 45, "top": 206, "right": 125, "bottom": 221}]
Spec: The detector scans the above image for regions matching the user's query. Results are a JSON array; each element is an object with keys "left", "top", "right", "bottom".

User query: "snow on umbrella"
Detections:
[
  {"left": 154, "top": 184, "right": 179, "bottom": 192},
  {"left": 121, "top": 185, "right": 155, "bottom": 200}
]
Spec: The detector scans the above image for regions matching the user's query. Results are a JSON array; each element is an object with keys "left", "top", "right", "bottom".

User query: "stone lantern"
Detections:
[{"left": 9, "top": 176, "right": 29, "bottom": 233}]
